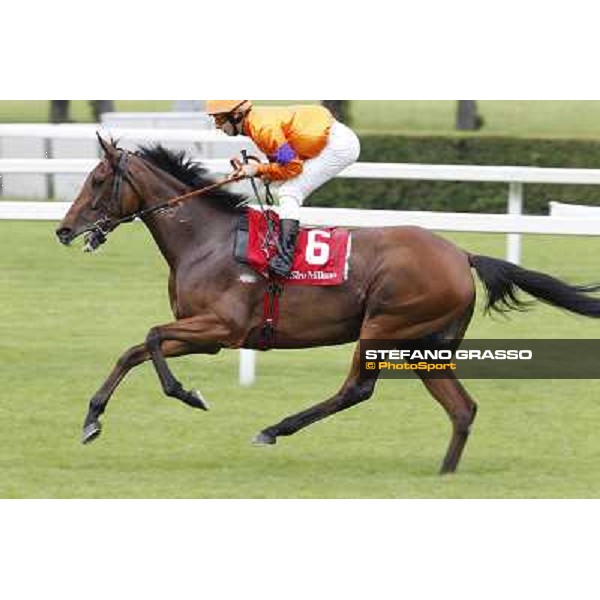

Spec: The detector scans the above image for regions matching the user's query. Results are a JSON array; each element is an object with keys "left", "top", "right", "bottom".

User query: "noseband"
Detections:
[
  {"left": 84, "top": 148, "right": 244, "bottom": 252},
  {"left": 86, "top": 151, "right": 126, "bottom": 250},
  {"left": 86, "top": 150, "right": 146, "bottom": 251}
]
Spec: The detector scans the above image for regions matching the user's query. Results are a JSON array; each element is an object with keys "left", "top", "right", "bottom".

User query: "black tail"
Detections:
[{"left": 468, "top": 254, "right": 600, "bottom": 317}]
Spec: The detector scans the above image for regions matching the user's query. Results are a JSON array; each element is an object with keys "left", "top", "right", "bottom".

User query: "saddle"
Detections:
[{"left": 234, "top": 207, "right": 351, "bottom": 286}]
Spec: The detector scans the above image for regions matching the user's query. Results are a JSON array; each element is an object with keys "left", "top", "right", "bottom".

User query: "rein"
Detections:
[
  {"left": 237, "top": 150, "right": 280, "bottom": 254},
  {"left": 119, "top": 172, "right": 245, "bottom": 224},
  {"left": 87, "top": 146, "right": 287, "bottom": 348},
  {"left": 85, "top": 150, "right": 244, "bottom": 250}
]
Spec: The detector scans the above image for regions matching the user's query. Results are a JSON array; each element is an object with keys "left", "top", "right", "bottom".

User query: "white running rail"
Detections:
[{"left": 5, "top": 157, "right": 600, "bottom": 385}]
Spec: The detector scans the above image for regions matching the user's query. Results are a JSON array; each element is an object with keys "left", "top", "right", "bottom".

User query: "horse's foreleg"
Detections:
[
  {"left": 82, "top": 340, "right": 194, "bottom": 444},
  {"left": 254, "top": 345, "right": 379, "bottom": 445},
  {"left": 418, "top": 373, "right": 478, "bottom": 475},
  {"left": 146, "top": 329, "right": 214, "bottom": 412},
  {"left": 145, "top": 314, "right": 234, "bottom": 410}
]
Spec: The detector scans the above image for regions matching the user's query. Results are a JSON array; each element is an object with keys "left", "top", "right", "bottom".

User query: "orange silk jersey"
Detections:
[{"left": 243, "top": 105, "right": 334, "bottom": 181}]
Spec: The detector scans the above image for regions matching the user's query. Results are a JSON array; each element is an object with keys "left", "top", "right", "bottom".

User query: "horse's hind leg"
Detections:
[
  {"left": 419, "top": 302, "right": 478, "bottom": 474},
  {"left": 418, "top": 373, "right": 478, "bottom": 474},
  {"left": 254, "top": 345, "right": 379, "bottom": 445}
]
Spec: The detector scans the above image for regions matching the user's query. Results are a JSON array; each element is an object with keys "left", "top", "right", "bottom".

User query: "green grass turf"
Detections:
[
  {"left": 2, "top": 222, "right": 600, "bottom": 497},
  {"left": 350, "top": 100, "right": 600, "bottom": 138},
  {"left": 0, "top": 101, "right": 173, "bottom": 123},
  {"left": 5, "top": 100, "right": 600, "bottom": 138}
]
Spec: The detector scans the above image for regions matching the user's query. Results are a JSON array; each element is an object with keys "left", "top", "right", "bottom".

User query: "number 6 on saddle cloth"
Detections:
[{"left": 234, "top": 207, "right": 351, "bottom": 285}]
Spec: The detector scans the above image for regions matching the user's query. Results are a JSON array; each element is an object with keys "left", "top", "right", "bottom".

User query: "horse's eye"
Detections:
[{"left": 92, "top": 175, "right": 104, "bottom": 188}]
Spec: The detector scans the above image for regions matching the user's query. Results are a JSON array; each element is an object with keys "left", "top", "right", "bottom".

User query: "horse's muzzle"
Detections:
[
  {"left": 83, "top": 229, "right": 107, "bottom": 252},
  {"left": 56, "top": 227, "right": 75, "bottom": 246}
]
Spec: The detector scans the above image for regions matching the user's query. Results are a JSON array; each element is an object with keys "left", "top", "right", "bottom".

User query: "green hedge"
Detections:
[{"left": 309, "top": 135, "right": 600, "bottom": 214}]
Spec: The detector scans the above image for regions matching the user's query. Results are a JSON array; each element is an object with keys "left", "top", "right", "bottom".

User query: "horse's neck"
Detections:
[
  {"left": 136, "top": 166, "right": 235, "bottom": 270},
  {"left": 143, "top": 202, "right": 236, "bottom": 269}
]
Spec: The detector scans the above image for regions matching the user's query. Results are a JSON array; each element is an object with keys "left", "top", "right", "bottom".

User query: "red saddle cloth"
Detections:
[{"left": 241, "top": 208, "right": 351, "bottom": 286}]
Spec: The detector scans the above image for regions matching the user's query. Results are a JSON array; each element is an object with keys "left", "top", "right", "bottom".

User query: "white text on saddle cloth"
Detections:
[
  {"left": 245, "top": 209, "right": 351, "bottom": 286},
  {"left": 286, "top": 228, "right": 351, "bottom": 286}
]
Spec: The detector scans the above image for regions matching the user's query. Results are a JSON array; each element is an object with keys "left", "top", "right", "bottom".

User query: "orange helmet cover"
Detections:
[{"left": 206, "top": 100, "right": 252, "bottom": 115}]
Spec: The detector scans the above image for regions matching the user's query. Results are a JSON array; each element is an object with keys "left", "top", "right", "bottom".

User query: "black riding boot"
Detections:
[{"left": 269, "top": 219, "right": 300, "bottom": 278}]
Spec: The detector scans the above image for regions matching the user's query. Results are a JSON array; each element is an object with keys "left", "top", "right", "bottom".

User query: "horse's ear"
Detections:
[{"left": 96, "top": 132, "right": 116, "bottom": 158}]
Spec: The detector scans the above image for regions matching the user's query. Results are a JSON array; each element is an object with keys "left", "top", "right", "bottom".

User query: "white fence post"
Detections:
[
  {"left": 7, "top": 146, "right": 600, "bottom": 387},
  {"left": 507, "top": 182, "right": 523, "bottom": 264},
  {"left": 239, "top": 349, "right": 256, "bottom": 386}
]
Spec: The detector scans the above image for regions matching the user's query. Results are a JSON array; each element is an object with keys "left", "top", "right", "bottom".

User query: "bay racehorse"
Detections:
[{"left": 56, "top": 137, "right": 600, "bottom": 474}]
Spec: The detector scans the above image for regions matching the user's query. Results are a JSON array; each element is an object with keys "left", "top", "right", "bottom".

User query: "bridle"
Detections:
[
  {"left": 85, "top": 150, "right": 142, "bottom": 250},
  {"left": 84, "top": 148, "right": 243, "bottom": 251}
]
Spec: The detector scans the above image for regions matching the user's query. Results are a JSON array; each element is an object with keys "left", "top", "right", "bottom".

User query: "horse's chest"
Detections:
[{"left": 171, "top": 266, "right": 254, "bottom": 321}]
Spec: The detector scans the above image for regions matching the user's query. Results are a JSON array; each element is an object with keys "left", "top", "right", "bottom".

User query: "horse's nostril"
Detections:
[{"left": 56, "top": 227, "right": 73, "bottom": 245}]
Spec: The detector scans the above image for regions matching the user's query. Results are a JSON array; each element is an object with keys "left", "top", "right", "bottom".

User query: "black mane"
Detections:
[{"left": 136, "top": 144, "right": 249, "bottom": 212}]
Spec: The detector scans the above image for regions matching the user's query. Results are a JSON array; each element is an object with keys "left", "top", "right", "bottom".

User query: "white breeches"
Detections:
[{"left": 277, "top": 120, "right": 361, "bottom": 220}]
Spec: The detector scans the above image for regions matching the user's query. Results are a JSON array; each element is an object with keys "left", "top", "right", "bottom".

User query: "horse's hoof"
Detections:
[
  {"left": 82, "top": 421, "right": 102, "bottom": 445},
  {"left": 185, "top": 389, "right": 210, "bottom": 411},
  {"left": 252, "top": 431, "right": 276, "bottom": 446}
]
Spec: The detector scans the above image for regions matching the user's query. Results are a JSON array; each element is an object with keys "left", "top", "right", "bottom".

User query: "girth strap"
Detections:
[{"left": 259, "top": 281, "right": 284, "bottom": 349}]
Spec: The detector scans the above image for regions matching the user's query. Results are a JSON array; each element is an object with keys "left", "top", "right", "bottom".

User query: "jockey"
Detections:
[{"left": 206, "top": 100, "right": 361, "bottom": 278}]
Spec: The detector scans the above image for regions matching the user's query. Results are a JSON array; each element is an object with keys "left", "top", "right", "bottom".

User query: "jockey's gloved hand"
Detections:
[{"left": 234, "top": 163, "right": 259, "bottom": 179}]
